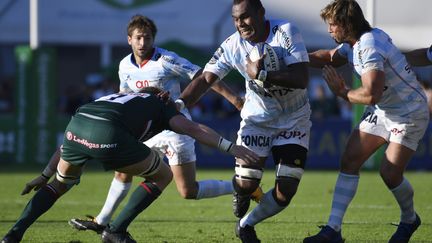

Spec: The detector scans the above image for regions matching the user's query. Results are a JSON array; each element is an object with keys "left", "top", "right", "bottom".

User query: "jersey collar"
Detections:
[{"left": 130, "top": 48, "right": 156, "bottom": 68}]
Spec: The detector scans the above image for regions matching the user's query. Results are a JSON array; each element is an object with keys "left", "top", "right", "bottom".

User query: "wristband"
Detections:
[
  {"left": 218, "top": 137, "right": 234, "bottom": 152},
  {"left": 427, "top": 45, "right": 432, "bottom": 62},
  {"left": 175, "top": 98, "right": 185, "bottom": 110},
  {"left": 42, "top": 166, "right": 55, "bottom": 178},
  {"left": 257, "top": 70, "right": 267, "bottom": 82}
]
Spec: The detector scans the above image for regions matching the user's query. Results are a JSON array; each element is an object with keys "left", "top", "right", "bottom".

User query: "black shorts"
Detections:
[{"left": 271, "top": 144, "right": 308, "bottom": 168}]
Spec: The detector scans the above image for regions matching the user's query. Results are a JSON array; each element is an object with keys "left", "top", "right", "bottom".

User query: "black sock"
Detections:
[{"left": 10, "top": 185, "right": 59, "bottom": 240}]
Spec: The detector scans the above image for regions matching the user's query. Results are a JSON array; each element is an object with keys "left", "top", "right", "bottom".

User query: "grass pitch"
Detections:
[{"left": 0, "top": 169, "right": 431, "bottom": 242}]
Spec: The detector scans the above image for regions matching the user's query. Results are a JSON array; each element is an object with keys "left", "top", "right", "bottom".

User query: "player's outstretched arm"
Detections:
[
  {"left": 180, "top": 71, "right": 220, "bottom": 108},
  {"left": 309, "top": 48, "right": 347, "bottom": 68},
  {"left": 405, "top": 46, "right": 432, "bottom": 66},
  {"left": 168, "top": 115, "right": 259, "bottom": 165}
]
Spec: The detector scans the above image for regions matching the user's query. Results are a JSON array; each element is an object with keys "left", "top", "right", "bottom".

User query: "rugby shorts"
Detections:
[
  {"left": 61, "top": 113, "right": 151, "bottom": 170},
  {"left": 357, "top": 106, "right": 429, "bottom": 151},
  {"left": 236, "top": 107, "right": 311, "bottom": 157},
  {"left": 144, "top": 130, "right": 196, "bottom": 165}
]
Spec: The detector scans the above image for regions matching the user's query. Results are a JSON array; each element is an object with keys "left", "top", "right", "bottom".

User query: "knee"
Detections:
[
  {"left": 339, "top": 155, "right": 360, "bottom": 174},
  {"left": 50, "top": 179, "right": 73, "bottom": 196},
  {"left": 233, "top": 164, "right": 263, "bottom": 194},
  {"left": 114, "top": 172, "right": 133, "bottom": 183},
  {"left": 234, "top": 178, "right": 259, "bottom": 194}
]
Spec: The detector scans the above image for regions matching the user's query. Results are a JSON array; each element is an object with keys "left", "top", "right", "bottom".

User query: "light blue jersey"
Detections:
[
  {"left": 337, "top": 28, "right": 428, "bottom": 117},
  {"left": 204, "top": 19, "right": 310, "bottom": 126}
]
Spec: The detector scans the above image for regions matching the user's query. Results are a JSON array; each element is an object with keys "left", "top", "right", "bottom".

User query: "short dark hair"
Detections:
[
  {"left": 320, "top": 0, "right": 371, "bottom": 39},
  {"left": 233, "top": 0, "right": 263, "bottom": 12},
  {"left": 127, "top": 15, "right": 157, "bottom": 38}
]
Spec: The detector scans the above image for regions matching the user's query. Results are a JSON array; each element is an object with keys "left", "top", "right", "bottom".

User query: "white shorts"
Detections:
[
  {"left": 144, "top": 130, "right": 196, "bottom": 165},
  {"left": 236, "top": 108, "right": 311, "bottom": 157},
  {"left": 357, "top": 106, "right": 429, "bottom": 151}
]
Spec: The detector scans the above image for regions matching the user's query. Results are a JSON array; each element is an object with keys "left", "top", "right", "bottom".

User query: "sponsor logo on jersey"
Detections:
[
  {"left": 125, "top": 74, "right": 131, "bottom": 81},
  {"left": 66, "top": 131, "right": 118, "bottom": 149},
  {"left": 272, "top": 25, "right": 292, "bottom": 53},
  {"left": 135, "top": 80, "right": 150, "bottom": 89},
  {"left": 209, "top": 47, "right": 224, "bottom": 65},
  {"left": 162, "top": 55, "right": 176, "bottom": 65},
  {"left": 248, "top": 80, "right": 293, "bottom": 97},
  {"left": 241, "top": 135, "right": 271, "bottom": 147},
  {"left": 404, "top": 64, "right": 412, "bottom": 74},
  {"left": 181, "top": 65, "right": 195, "bottom": 73}
]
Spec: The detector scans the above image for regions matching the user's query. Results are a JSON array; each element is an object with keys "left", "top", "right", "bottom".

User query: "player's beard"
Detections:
[{"left": 135, "top": 47, "right": 153, "bottom": 60}]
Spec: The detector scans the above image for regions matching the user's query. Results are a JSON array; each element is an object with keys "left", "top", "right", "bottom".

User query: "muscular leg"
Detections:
[
  {"left": 240, "top": 144, "right": 305, "bottom": 227},
  {"left": 170, "top": 162, "right": 198, "bottom": 199},
  {"left": 380, "top": 143, "right": 417, "bottom": 223},
  {"left": 108, "top": 158, "right": 173, "bottom": 233},
  {"left": 171, "top": 161, "right": 234, "bottom": 199},
  {"left": 234, "top": 157, "right": 266, "bottom": 194},
  {"left": 6, "top": 159, "right": 81, "bottom": 241},
  {"left": 327, "top": 130, "right": 386, "bottom": 231}
]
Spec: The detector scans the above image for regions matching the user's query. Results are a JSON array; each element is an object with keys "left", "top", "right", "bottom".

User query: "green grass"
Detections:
[{"left": 0, "top": 169, "right": 431, "bottom": 242}]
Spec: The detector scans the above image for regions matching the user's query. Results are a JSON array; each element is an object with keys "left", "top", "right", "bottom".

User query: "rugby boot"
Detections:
[
  {"left": 233, "top": 191, "right": 251, "bottom": 218},
  {"left": 389, "top": 213, "right": 421, "bottom": 243},
  {"left": 303, "top": 225, "right": 344, "bottom": 243},
  {"left": 101, "top": 229, "right": 136, "bottom": 243},
  {"left": 235, "top": 220, "right": 261, "bottom": 243},
  {"left": 69, "top": 215, "right": 106, "bottom": 234}
]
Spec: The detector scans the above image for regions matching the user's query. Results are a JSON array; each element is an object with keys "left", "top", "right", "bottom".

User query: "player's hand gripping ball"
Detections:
[{"left": 249, "top": 42, "right": 280, "bottom": 88}]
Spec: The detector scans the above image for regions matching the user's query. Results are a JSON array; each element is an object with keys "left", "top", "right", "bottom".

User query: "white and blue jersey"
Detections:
[
  {"left": 119, "top": 46, "right": 201, "bottom": 103},
  {"left": 204, "top": 19, "right": 310, "bottom": 128},
  {"left": 337, "top": 28, "right": 428, "bottom": 118},
  {"left": 118, "top": 47, "right": 201, "bottom": 165}
]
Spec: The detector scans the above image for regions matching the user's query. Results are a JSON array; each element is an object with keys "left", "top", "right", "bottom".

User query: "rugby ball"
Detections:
[{"left": 249, "top": 42, "right": 280, "bottom": 88}]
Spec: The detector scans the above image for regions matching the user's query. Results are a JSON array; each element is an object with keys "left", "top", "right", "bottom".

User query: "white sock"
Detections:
[
  {"left": 195, "top": 180, "right": 233, "bottom": 199},
  {"left": 327, "top": 173, "right": 359, "bottom": 232},
  {"left": 240, "top": 189, "right": 285, "bottom": 227},
  {"left": 391, "top": 178, "right": 416, "bottom": 223},
  {"left": 95, "top": 178, "right": 131, "bottom": 225}
]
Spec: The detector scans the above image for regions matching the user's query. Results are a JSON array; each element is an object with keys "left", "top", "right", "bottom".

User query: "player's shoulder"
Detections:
[
  {"left": 156, "top": 46, "right": 182, "bottom": 64},
  {"left": 119, "top": 53, "right": 134, "bottom": 67},
  {"left": 221, "top": 31, "right": 242, "bottom": 48},
  {"left": 359, "top": 28, "right": 391, "bottom": 48},
  {"left": 269, "top": 18, "right": 300, "bottom": 33}
]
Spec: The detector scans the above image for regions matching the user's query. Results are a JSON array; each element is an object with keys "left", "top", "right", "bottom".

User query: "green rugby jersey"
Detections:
[{"left": 76, "top": 92, "right": 181, "bottom": 141}]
